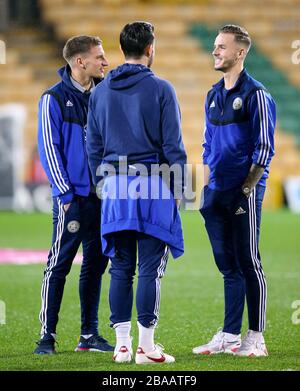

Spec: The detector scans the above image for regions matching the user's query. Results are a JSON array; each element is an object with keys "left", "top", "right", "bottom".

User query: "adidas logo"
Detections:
[
  {"left": 235, "top": 207, "right": 246, "bottom": 215},
  {"left": 209, "top": 100, "right": 215, "bottom": 108},
  {"left": 66, "top": 100, "right": 73, "bottom": 107}
]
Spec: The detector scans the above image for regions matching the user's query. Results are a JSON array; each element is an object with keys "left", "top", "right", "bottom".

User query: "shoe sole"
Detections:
[
  {"left": 193, "top": 349, "right": 234, "bottom": 355},
  {"left": 193, "top": 347, "right": 240, "bottom": 355},
  {"left": 195, "top": 351, "right": 227, "bottom": 355},
  {"left": 75, "top": 347, "right": 113, "bottom": 353},
  {"left": 136, "top": 361, "right": 175, "bottom": 364},
  {"left": 33, "top": 351, "right": 56, "bottom": 355},
  {"left": 113, "top": 353, "right": 133, "bottom": 363},
  {"left": 135, "top": 357, "right": 175, "bottom": 364},
  {"left": 235, "top": 352, "right": 268, "bottom": 357},
  {"left": 113, "top": 358, "right": 132, "bottom": 363}
]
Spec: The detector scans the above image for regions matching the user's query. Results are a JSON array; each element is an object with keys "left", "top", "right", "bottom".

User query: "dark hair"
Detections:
[
  {"left": 120, "top": 21, "right": 154, "bottom": 58},
  {"left": 63, "top": 35, "right": 102, "bottom": 63},
  {"left": 219, "top": 24, "right": 251, "bottom": 50}
]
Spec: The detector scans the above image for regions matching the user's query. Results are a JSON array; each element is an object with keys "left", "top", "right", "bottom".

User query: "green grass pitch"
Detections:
[{"left": 0, "top": 209, "right": 299, "bottom": 371}]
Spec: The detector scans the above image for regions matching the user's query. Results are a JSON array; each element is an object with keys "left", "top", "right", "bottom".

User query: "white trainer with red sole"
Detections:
[
  {"left": 113, "top": 345, "right": 133, "bottom": 363},
  {"left": 193, "top": 330, "right": 241, "bottom": 355},
  {"left": 235, "top": 331, "right": 268, "bottom": 357},
  {"left": 135, "top": 344, "right": 175, "bottom": 364}
]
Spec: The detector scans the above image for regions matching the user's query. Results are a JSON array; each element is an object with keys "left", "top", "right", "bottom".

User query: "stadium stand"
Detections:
[
  {"left": 0, "top": 26, "right": 63, "bottom": 181},
  {"left": 190, "top": 23, "right": 300, "bottom": 173},
  {"left": 0, "top": 0, "right": 299, "bottom": 208}
]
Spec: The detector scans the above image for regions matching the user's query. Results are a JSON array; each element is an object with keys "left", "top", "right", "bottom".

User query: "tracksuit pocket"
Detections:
[{"left": 199, "top": 185, "right": 209, "bottom": 211}]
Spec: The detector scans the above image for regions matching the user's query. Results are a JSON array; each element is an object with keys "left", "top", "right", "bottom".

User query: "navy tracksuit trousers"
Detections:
[
  {"left": 39, "top": 193, "right": 109, "bottom": 337},
  {"left": 109, "top": 231, "right": 169, "bottom": 328},
  {"left": 200, "top": 185, "right": 266, "bottom": 334}
]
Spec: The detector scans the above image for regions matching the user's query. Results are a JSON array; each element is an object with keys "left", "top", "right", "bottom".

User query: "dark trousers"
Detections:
[
  {"left": 39, "top": 193, "right": 109, "bottom": 337},
  {"left": 109, "top": 231, "right": 169, "bottom": 328},
  {"left": 200, "top": 185, "right": 266, "bottom": 334}
]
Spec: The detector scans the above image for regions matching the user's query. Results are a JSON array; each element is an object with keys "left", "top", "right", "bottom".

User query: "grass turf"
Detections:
[{"left": 0, "top": 210, "right": 299, "bottom": 371}]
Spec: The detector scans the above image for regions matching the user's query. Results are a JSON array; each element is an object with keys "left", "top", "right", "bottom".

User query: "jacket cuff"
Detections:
[
  {"left": 58, "top": 189, "right": 74, "bottom": 205},
  {"left": 252, "top": 159, "right": 267, "bottom": 169}
]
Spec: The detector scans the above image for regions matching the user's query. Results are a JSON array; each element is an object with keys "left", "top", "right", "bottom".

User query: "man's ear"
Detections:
[
  {"left": 145, "top": 43, "right": 153, "bottom": 58},
  {"left": 238, "top": 47, "right": 246, "bottom": 60},
  {"left": 76, "top": 56, "right": 86, "bottom": 70}
]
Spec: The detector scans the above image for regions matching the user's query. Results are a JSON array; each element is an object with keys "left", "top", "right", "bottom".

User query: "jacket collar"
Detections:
[
  {"left": 58, "top": 64, "right": 102, "bottom": 94},
  {"left": 212, "top": 68, "right": 248, "bottom": 91}
]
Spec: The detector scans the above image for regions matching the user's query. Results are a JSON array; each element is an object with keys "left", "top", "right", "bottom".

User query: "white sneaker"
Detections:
[
  {"left": 192, "top": 330, "right": 241, "bottom": 355},
  {"left": 235, "top": 331, "right": 268, "bottom": 357},
  {"left": 113, "top": 345, "right": 133, "bottom": 363},
  {"left": 135, "top": 343, "right": 175, "bottom": 364}
]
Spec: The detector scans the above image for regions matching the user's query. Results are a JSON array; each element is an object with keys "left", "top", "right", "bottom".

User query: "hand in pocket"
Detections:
[{"left": 63, "top": 203, "right": 71, "bottom": 212}]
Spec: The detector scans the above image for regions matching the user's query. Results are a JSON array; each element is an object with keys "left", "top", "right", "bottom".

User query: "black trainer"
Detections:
[
  {"left": 34, "top": 335, "right": 56, "bottom": 355},
  {"left": 75, "top": 335, "right": 114, "bottom": 352}
]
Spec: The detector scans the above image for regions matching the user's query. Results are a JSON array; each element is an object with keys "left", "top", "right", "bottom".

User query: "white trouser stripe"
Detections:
[
  {"left": 39, "top": 199, "right": 65, "bottom": 336},
  {"left": 39, "top": 202, "right": 63, "bottom": 331},
  {"left": 154, "top": 246, "right": 169, "bottom": 321},
  {"left": 248, "top": 188, "right": 266, "bottom": 331},
  {"left": 40, "top": 199, "right": 62, "bottom": 334},
  {"left": 249, "top": 191, "right": 262, "bottom": 330},
  {"left": 252, "top": 190, "right": 267, "bottom": 331}
]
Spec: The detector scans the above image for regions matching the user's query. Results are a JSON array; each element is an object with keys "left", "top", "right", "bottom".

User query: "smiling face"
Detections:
[
  {"left": 80, "top": 44, "right": 108, "bottom": 79},
  {"left": 212, "top": 33, "right": 246, "bottom": 73}
]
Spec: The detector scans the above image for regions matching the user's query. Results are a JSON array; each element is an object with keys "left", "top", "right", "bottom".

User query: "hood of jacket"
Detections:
[{"left": 106, "top": 63, "right": 153, "bottom": 90}]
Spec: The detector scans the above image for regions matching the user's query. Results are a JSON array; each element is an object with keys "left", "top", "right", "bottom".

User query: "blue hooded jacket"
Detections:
[
  {"left": 86, "top": 63, "right": 187, "bottom": 258},
  {"left": 87, "top": 63, "right": 186, "bottom": 186}
]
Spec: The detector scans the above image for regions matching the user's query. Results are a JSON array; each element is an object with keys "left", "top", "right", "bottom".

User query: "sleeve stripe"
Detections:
[
  {"left": 256, "top": 90, "right": 270, "bottom": 166},
  {"left": 42, "top": 94, "right": 69, "bottom": 193},
  {"left": 45, "top": 95, "right": 70, "bottom": 192},
  {"left": 202, "top": 122, "right": 208, "bottom": 158},
  {"left": 261, "top": 90, "right": 270, "bottom": 165}
]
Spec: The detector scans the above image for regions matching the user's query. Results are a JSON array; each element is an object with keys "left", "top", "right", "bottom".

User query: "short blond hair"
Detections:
[
  {"left": 219, "top": 24, "right": 251, "bottom": 50},
  {"left": 63, "top": 35, "right": 102, "bottom": 63}
]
